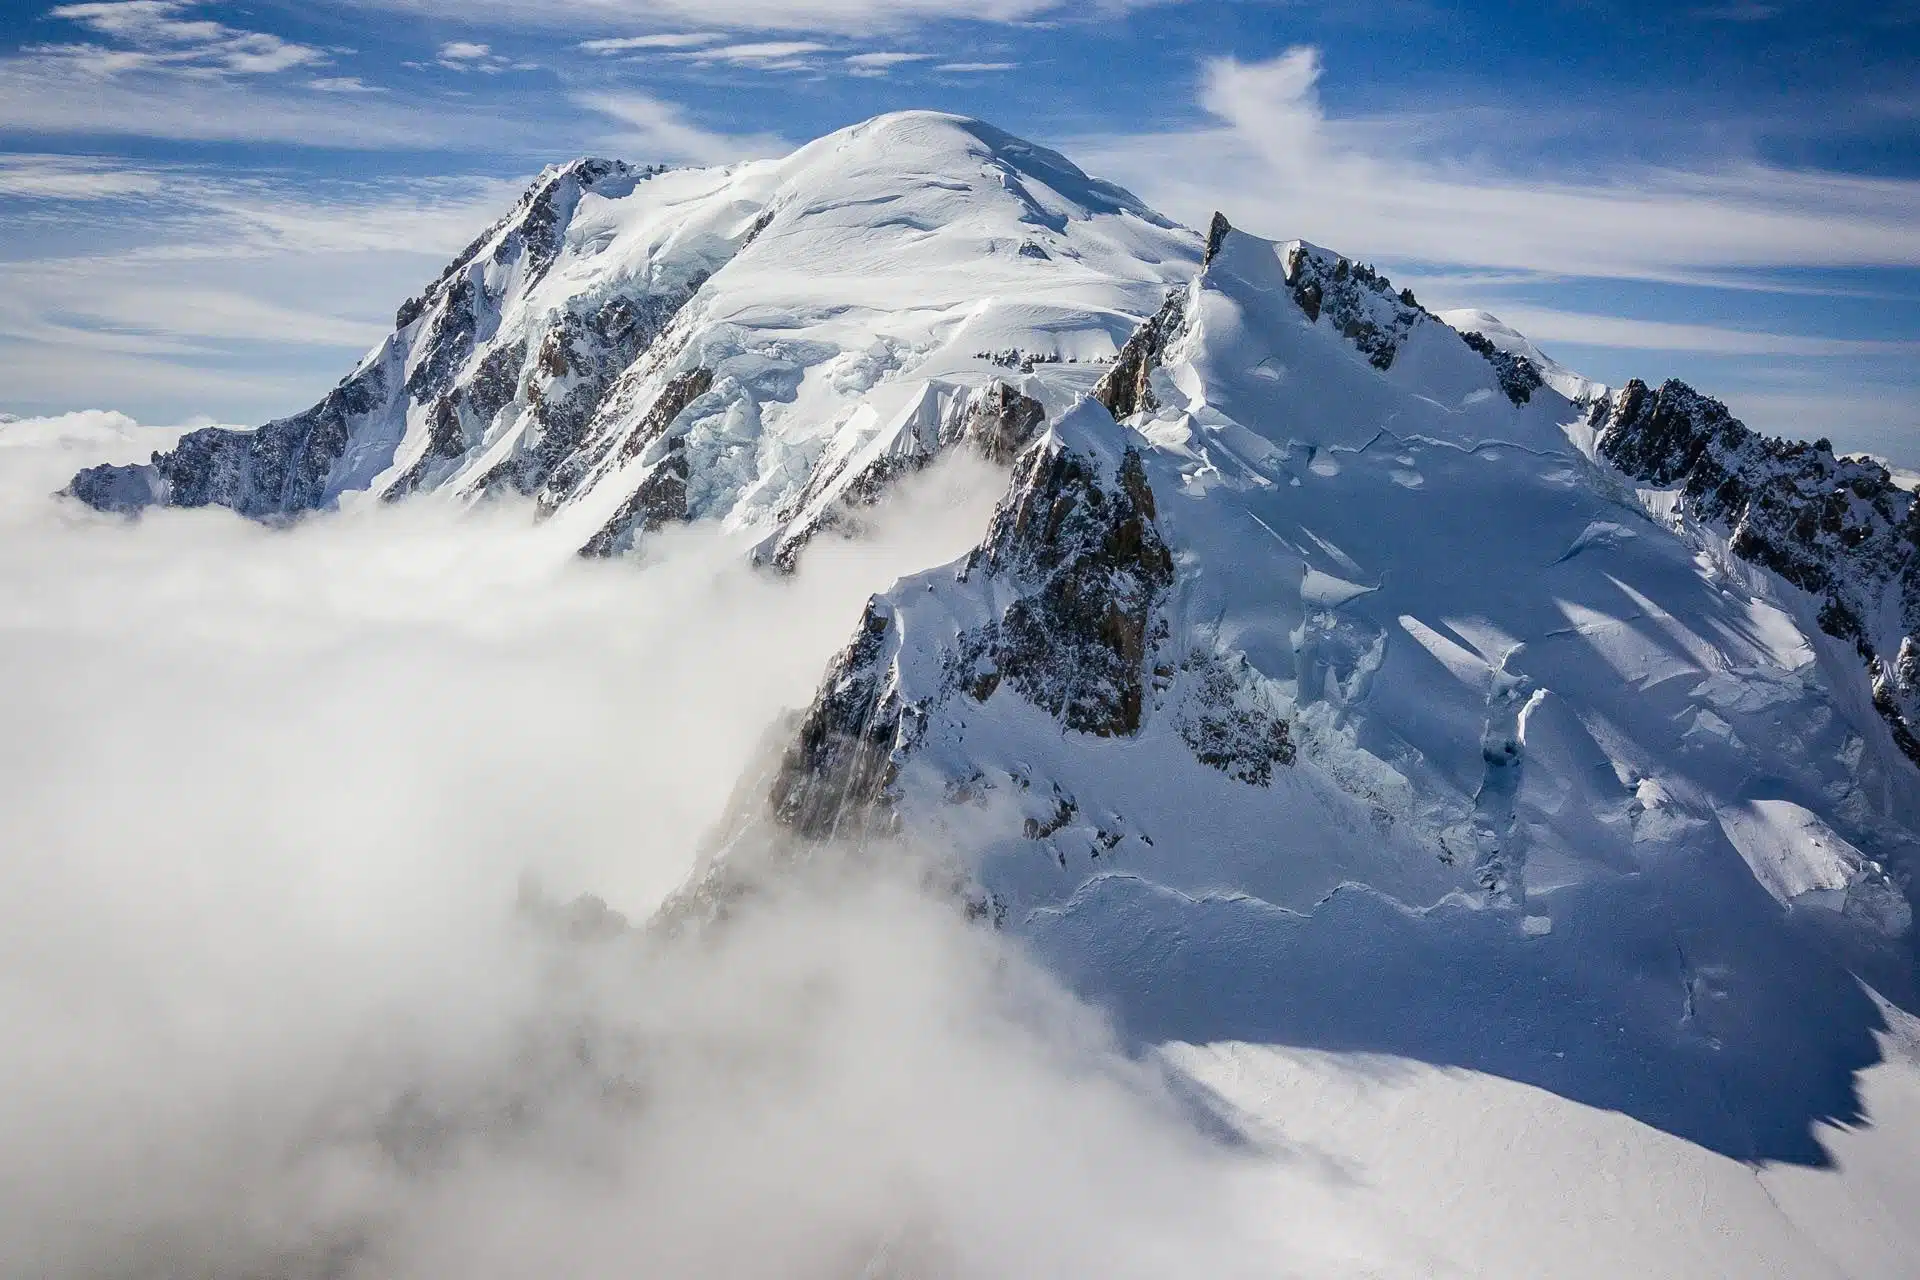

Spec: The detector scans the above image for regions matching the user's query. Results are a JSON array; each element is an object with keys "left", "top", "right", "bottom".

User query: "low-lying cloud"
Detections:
[{"left": 0, "top": 414, "right": 1275, "bottom": 1278}]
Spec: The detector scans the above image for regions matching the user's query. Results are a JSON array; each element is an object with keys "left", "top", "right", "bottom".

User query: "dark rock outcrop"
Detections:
[
  {"left": 1280, "top": 243, "right": 1424, "bottom": 371},
  {"left": 1092, "top": 290, "right": 1186, "bottom": 420},
  {"left": 578, "top": 441, "right": 691, "bottom": 560},
  {"left": 957, "top": 380, "right": 1048, "bottom": 466},
  {"left": 1458, "top": 328, "right": 1545, "bottom": 406},
  {"left": 68, "top": 359, "right": 390, "bottom": 518},
  {"left": 1202, "top": 211, "right": 1233, "bottom": 266},
  {"left": 569, "top": 362, "right": 717, "bottom": 558},
  {"left": 479, "top": 286, "right": 702, "bottom": 504},
  {"left": 964, "top": 439, "right": 1175, "bottom": 737},
  {"left": 769, "top": 600, "right": 913, "bottom": 839},
  {"left": 770, "top": 405, "right": 1177, "bottom": 839},
  {"left": 384, "top": 339, "right": 528, "bottom": 501},
  {"left": 1593, "top": 378, "right": 1920, "bottom": 764},
  {"left": 1177, "top": 652, "right": 1297, "bottom": 785}
]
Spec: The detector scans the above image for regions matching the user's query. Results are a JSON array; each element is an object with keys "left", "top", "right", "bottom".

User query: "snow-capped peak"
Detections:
[
  {"left": 1438, "top": 307, "right": 1608, "bottom": 404},
  {"left": 66, "top": 111, "right": 1200, "bottom": 558}
]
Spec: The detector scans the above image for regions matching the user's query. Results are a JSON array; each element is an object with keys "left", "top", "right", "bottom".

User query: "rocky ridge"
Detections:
[{"left": 1591, "top": 378, "right": 1920, "bottom": 763}]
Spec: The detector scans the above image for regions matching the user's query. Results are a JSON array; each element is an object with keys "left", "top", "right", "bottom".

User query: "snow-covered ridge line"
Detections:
[{"left": 61, "top": 112, "right": 1200, "bottom": 562}]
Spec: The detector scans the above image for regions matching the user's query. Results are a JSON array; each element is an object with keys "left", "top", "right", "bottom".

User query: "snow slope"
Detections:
[{"left": 754, "top": 217, "right": 1920, "bottom": 1273}]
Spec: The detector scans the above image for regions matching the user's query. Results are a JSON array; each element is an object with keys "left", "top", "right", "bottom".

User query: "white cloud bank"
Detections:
[{"left": 0, "top": 421, "right": 1302, "bottom": 1278}]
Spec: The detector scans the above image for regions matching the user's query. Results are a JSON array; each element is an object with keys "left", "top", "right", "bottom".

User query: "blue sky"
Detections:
[{"left": 2, "top": 0, "right": 1917, "bottom": 465}]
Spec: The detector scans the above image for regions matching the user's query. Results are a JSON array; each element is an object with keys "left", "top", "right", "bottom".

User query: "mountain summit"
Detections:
[
  {"left": 68, "top": 112, "right": 1196, "bottom": 559},
  {"left": 65, "top": 113, "right": 1920, "bottom": 1208}
]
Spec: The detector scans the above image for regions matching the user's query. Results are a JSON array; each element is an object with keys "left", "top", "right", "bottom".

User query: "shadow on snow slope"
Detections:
[{"left": 1025, "top": 854, "right": 1916, "bottom": 1167}]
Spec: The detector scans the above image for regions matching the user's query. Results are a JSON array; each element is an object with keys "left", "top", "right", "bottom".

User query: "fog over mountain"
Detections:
[{"left": 6, "top": 114, "right": 1920, "bottom": 1277}]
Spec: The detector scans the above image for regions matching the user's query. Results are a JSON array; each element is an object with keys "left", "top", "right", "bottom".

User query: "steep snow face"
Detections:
[
  {"left": 68, "top": 113, "right": 1199, "bottom": 559},
  {"left": 764, "top": 223, "right": 1919, "bottom": 1169}
]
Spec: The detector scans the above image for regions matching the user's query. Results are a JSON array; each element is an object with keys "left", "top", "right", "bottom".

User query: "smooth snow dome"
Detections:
[{"left": 9, "top": 112, "right": 1920, "bottom": 1280}]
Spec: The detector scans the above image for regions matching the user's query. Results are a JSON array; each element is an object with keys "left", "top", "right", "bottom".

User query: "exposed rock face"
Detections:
[
  {"left": 769, "top": 600, "right": 913, "bottom": 839},
  {"left": 575, "top": 368, "right": 717, "bottom": 558},
  {"left": 958, "top": 381, "right": 1048, "bottom": 466},
  {"left": 1280, "top": 242, "right": 1424, "bottom": 371},
  {"left": 1176, "top": 652, "right": 1297, "bottom": 786},
  {"left": 1458, "top": 328, "right": 1545, "bottom": 406},
  {"left": 384, "top": 339, "right": 528, "bottom": 501},
  {"left": 1092, "top": 291, "right": 1186, "bottom": 420},
  {"left": 1593, "top": 378, "right": 1920, "bottom": 763},
  {"left": 69, "top": 358, "right": 394, "bottom": 517},
  {"left": 480, "top": 288, "right": 699, "bottom": 502},
  {"left": 1202, "top": 210, "right": 1233, "bottom": 265},
  {"left": 964, "top": 438, "right": 1174, "bottom": 737},
  {"left": 578, "top": 444, "right": 691, "bottom": 560},
  {"left": 770, "top": 404, "right": 1178, "bottom": 838}
]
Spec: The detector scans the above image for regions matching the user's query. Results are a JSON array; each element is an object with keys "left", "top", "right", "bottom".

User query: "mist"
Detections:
[{"left": 0, "top": 414, "right": 1280, "bottom": 1279}]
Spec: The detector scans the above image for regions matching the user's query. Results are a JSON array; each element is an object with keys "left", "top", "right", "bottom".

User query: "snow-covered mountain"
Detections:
[
  {"left": 748, "top": 208, "right": 1918, "bottom": 971},
  {"left": 67, "top": 114, "right": 1195, "bottom": 565},
  {"left": 62, "top": 112, "right": 1920, "bottom": 1265}
]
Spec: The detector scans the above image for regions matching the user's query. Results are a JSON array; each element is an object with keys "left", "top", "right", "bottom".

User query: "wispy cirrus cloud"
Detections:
[
  {"left": 845, "top": 50, "right": 935, "bottom": 70},
  {"left": 0, "top": 59, "right": 532, "bottom": 147},
  {"left": 1077, "top": 47, "right": 1920, "bottom": 285},
  {"left": 666, "top": 40, "right": 831, "bottom": 69},
  {"left": 574, "top": 91, "right": 787, "bottom": 165},
  {"left": 0, "top": 153, "right": 163, "bottom": 199},
  {"left": 579, "top": 32, "right": 728, "bottom": 53},
  {"left": 1480, "top": 306, "right": 1920, "bottom": 358},
  {"left": 1, "top": 2, "right": 535, "bottom": 148},
  {"left": 33, "top": 0, "right": 328, "bottom": 77},
  {"left": 336, "top": 0, "right": 1185, "bottom": 35}
]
